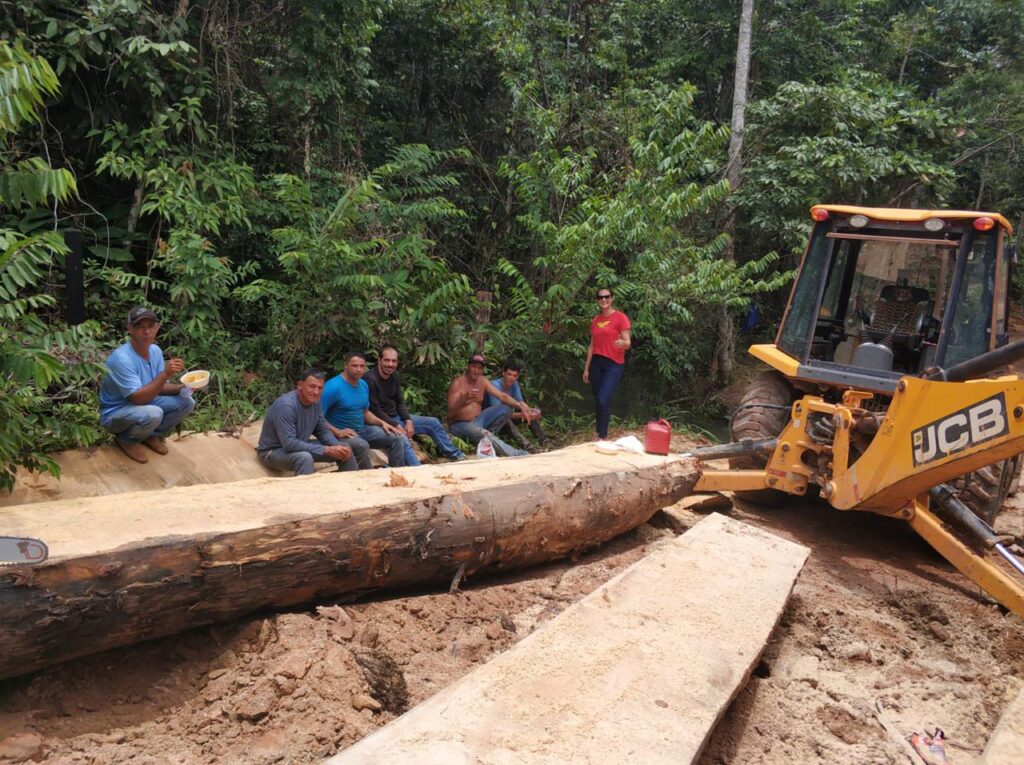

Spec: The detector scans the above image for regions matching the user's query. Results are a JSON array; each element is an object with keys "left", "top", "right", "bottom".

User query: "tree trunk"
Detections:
[
  {"left": 0, "top": 447, "right": 699, "bottom": 679},
  {"left": 716, "top": 0, "right": 755, "bottom": 385},
  {"left": 474, "top": 290, "right": 493, "bottom": 352}
]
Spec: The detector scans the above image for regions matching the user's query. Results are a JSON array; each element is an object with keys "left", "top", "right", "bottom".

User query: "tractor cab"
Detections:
[{"left": 757, "top": 205, "right": 1015, "bottom": 395}]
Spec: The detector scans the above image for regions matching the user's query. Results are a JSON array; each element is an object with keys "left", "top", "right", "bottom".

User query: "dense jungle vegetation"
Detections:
[{"left": 2, "top": 0, "right": 1024, "bottom": 488}]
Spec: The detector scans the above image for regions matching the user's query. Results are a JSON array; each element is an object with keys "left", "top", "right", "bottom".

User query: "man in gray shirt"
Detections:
[{"left": 257, "top": 369, "right": 358, "bottom": 475}]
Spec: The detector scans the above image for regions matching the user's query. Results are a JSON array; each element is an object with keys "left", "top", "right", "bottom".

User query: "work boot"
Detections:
[
  {"left": 143, "top": 436, "right": 169, "bottom": 455},
  {"left": 117, "top": 439, "right": 149, "bottom": 463}
]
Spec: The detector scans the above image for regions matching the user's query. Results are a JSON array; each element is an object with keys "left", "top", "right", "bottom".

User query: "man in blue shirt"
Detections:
[
  {"left": 321, "top": 351, "right": 409, "bottom": 468},
  {"left": 484, "top": 359, "right": 550, "bottom": 451},
  {"left": 98, "top": 306, "right": 196, "bottom": 463}
]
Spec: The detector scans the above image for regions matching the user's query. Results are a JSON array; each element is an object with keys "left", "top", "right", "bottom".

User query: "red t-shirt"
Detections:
[{"left": 590, "top": 310, "right": 631, "bottom": 364}]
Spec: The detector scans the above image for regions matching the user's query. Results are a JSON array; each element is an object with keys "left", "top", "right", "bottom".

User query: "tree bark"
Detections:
[
  {"left": 716, "top": 0, "right": 755, "bottom": 385},
  {"left": 474, "top": 290, "right": 493, "bottom": 352},
  {"left": 0, "top": 448, "right": 699, "bottom": 679}
]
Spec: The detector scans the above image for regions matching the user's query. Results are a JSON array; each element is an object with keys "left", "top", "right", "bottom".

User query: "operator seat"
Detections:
[{"left": 864, "top": 284, "right": 932, "bottom": 349}]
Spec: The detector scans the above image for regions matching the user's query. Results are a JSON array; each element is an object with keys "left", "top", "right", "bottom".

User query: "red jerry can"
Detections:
[{"left": 644, "top": 419, "right": 672, "bottom": 455}]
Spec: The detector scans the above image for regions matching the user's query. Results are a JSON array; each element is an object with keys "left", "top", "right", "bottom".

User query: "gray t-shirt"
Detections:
[{"left": 257, "top": 389, "right": 340, "bottom": 456}]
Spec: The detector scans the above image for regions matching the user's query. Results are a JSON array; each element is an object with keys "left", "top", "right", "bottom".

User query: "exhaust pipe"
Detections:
[{"left": 926, "top": 338, "right": 1024, "bottom": 383}]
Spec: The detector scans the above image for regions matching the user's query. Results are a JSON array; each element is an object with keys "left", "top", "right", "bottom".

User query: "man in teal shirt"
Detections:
[
  {"left": 321, "top": 351, "right": 409, "bottom": 467},
  {"left": 484, "top": 359, "right": 550, "bottom": 450}
]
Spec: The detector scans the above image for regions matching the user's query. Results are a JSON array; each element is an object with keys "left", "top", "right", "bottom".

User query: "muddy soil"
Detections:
[
  {"left": 698, "top": 488, "right": 1024, "bottom": 765},
  {"left": 1, "top": 438, "right": 1023, "bottom": 764}
]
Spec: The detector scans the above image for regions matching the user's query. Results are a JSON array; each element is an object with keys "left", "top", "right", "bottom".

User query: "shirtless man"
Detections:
[{"left": 447, "top": 354, "right": 533, "bottom": 457}]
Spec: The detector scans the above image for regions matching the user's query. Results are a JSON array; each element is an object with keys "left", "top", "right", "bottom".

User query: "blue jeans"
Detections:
[
  {"left": 387, "top": 415, "right": 466, "bottom": 462},
  {"left": 450, "top": 405, "right": 529, "bottom": 457},
  {"left": 259, "top": 447, "right": 358, "bottom": 475},
  {"left": 101, "top": 394, "right": 196, "bottom": 444},
  {"left": 357, "top": 425, "right": 407, "bottom": 467},
  {"left": 590, "top": 355, "right": 624, "bottom": 439}
]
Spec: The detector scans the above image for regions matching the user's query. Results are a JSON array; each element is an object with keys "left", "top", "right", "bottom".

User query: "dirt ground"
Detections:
[{"left": 1, "top": 436, "right": 1023, "bottom": 764}]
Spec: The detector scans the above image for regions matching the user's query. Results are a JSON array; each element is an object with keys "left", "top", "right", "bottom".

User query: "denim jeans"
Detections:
[
  {"left": 259, "top": 447, "right": 358, "bottom": 475},
  {"left": 338, "top": 436, "right": 372, "bottom": 470},
  {"left": 387, "top": 415, "right": 466, "bottom": 462},
  {"left": 357, "top": 425, "right": 407, "bottom": 467},
  {"left": 450, "top": 405, "right": 529, "bottom": 457},
  {"left": 385, "top": 416, "right": 421, "bottom": 467},
  {"left": 590, "top": 354, "right": 624, "bottom": 438},
  {"left": 495, "top": 406, "right": 549, "bottom": 448},
  {"left": 101, "top": 393, "right": 196, "bottom": 444}
]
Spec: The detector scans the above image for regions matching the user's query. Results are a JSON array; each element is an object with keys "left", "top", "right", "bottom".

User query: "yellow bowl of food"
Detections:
[{"left": 181, "top": 369, "right": 211, "bottom": 390}]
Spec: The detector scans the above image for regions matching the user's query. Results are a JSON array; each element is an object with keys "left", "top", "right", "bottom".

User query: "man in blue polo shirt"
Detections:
[
  {"left": 321, "top": 351, "right": 409, "bottom": 468},
  {"left": 484, "top": 359, "right": 550, "bottom": 452},
  {"left": 98, "top": 306, "right": 196, "bottom": 464}
]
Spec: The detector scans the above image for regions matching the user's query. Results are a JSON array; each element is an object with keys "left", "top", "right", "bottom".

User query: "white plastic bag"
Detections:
[
  {"left": 613, "top": 435, "right": 645, "bottom": 454},
  {"left": 476, "top": 433, "right": 497, "bottom": 459}
]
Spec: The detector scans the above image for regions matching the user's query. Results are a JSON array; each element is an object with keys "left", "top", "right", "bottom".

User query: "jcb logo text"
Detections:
[{"left": 911, "top": 394, "right": 1008, "bottom": 466}]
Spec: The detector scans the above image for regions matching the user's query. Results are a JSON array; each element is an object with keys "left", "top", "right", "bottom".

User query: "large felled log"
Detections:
[{"left": 0, "top": 446, "right": 699, "bottom": 679}]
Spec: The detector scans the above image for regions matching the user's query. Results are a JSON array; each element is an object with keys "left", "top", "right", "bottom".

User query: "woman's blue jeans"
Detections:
[{"left": 590, "top": 355, "right": 624, "bottom": 438}]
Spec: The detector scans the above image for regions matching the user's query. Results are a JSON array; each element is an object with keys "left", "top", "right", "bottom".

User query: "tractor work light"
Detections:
[
  {"left": 923, "top": 217, "right": 946, "bottom": 232},
  {"left": 973, "top": 217, "right": 996, "bottom": 231},
  {"left": 811, "top": 208, "right": 830, "bottom": 221},
  {"left": 849, "top": 214, "right": 869, "bottom": 228}
]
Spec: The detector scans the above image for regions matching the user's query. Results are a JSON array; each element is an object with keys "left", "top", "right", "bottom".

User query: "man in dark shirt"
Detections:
[
  {"left": 257, "top": 369, "right": 357, "bottom": 475},
  {"left": 365, "top": 345, "right": 465, "bottom": 463}
]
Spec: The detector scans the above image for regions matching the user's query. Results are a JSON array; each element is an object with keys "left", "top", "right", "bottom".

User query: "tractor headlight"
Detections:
[
  {"left": 849, "top": 214, "right": 869, "bottom": 228},
  {"left": 923, "top": 217, "right": 946, "bottom": 232}
]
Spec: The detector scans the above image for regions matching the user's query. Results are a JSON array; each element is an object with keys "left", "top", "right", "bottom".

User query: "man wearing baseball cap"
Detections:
[
  {"left": 446, "top": 354, "right": 533, "bottom": 457},
  {"left": 98, "top": 306, "right": 196, "bottom": 463}
]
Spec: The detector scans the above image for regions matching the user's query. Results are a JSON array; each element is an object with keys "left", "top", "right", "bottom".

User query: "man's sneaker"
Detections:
[
  {"left": 117, "top": 439, "right": 149, "bottom": 463},
  {"left": 143, "top": 436, "right": 169, "bottom": 455},
  {"left": 448, "top": 453, "right": 467, "bottom": 462}
]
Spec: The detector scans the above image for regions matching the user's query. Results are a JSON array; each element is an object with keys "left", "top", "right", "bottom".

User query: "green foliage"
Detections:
[
  {"left": 94, "top": 99, "right": 253, "bottom": 236},
  {"left": 0, "top": 39, "right": 103, "bottom": 491},
  {"left": 0, "top": 37, "right": 59, "bottom": 130},
  {"left": 738, "top": 72, "right": 960, "bottom": 253},
  {"left": 492, "top": 83, "right": 786, "bottom": 390},
  {"left": 236, "top": 144, "right": 475, "bottom": 396}
]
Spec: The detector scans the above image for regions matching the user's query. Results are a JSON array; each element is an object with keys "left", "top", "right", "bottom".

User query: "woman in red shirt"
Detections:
[{"left": 582, "top": 288, "right": 631, "bottom": 439}]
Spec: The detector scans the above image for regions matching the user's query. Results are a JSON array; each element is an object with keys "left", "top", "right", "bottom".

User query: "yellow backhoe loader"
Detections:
[{"left": 689, "top": 205, "right": 1024, "bottom": 617}]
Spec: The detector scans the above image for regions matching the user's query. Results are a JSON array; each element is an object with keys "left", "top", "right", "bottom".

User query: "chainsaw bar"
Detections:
[{"left": 0, "top": 536, "right": 48, "bottom": 566}]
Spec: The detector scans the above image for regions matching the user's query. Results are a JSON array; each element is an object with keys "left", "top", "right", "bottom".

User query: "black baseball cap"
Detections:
[
  {"left": 128, "top": 306, "right": 159, "bottom": 325},
  {"left": 468, "top": 353, "right": 486, "bottom": 366}
]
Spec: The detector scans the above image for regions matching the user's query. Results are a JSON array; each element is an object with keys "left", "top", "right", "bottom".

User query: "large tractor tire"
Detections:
[
  {"left": 950, "top": 455, "right": 1022, "bottom": 526},
  {"left": 728, "top": 371, "right": 797, "bottom": 505}
]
